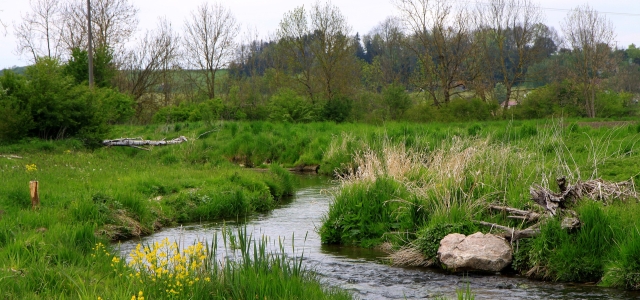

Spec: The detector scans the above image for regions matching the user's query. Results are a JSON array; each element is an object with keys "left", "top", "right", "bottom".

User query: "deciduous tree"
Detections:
[
  {"left": 394, "top": 0, "right": 477, "bottom": 105},
  {"left": 183, "top": 2, "right": 240, "bottom": 100},
  {"left": 309, "top": 1, "right": 357, "bottom": 101},
  {"left": 58, "top": 0, "right": 138, "bottom": 53},
  {"left": 116, "top": 18, "right": 180, "bottom": 120},
  {"left": 476, "top": 0, "right": 545, "bottom": 109},
  {"left": 13, "top": 0, "right": 63, "bottom": 62},
  {"left": 562, "top": 4, "right": 616, "bottom": 118}
]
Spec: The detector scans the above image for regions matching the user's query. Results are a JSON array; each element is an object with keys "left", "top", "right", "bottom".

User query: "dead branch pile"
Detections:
[
  {"left": 478, "top": 176, "right": 638, "bottom": 241},
  {"left": 531, "top": 177, "right": 637, "bottom": 215}
]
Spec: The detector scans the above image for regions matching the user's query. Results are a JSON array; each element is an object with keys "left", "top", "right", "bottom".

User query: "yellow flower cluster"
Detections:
[
  {"left": 91, "top": 242, "right": 110, "bottom": 258},
  {"left": 131, "top": 291, "right": 144, "bottom": 300},
  {"left": 127, "top": 238, "right": 211, "bottom": 297},
  {"left": 25, "top": 164, "right": 37, "bottom": 173}
]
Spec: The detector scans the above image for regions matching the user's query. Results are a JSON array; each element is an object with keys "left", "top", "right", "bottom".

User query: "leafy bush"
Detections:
[
  {"left": 595, "top": 91, "right": 637, "bottom": 118},
  {"left": 439, "top": 98, "right": 497, "bottom": 122},
  {"left": 511, "top": 81, "right": 584, "bottom": 119},
  {"left": 0, "top": 58, "right": 123, "bottom": 146},
  {"left": 268, "top": 89, "right": 316, "bottom": 123},
  {"left": 383, "top": 83, "right": 412, "bottom": 120},
  {"left": 322, "top": 95, "right": 352, "bottom": 123}
]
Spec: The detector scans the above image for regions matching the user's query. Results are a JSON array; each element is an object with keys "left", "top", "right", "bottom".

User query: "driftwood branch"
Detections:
[
  {"left": 479, "top": 176, "right": 636, "bottom": 241},
  {"left": 475, "top": 221, "right": 540, "bottom": 241},
  {"left": 0, "top": 154, "right": 22, "bottom": 159},
  {"left": 196, "top": 129, "right": 219, "bottom": 140},
  {"left": 530, "top": 177, "right": 637, "bottom": 215},
  {"left": 489, "top": 205, "right": 542, "bottom": 222},
  {"left": 102, "top": 136, "right": 188, "bottom": 150}
]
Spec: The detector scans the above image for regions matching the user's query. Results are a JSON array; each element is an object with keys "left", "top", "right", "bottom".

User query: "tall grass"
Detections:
[
  {"left": 1, "top": 118, "right": 639, "bottom": 297},
  {"left": 113, "top": 227, "right": 352, "bottom": 299},
  {"left": 0, "top": 133, "right": 298, "bottom": 298},
  {"left": 318, "top": 119, "right": 640, "bottom": 289}
]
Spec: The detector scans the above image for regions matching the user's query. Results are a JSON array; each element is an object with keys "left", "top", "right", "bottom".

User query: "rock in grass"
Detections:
[{"left": 437, "top": 232, "right": 512, "bottom": 272}]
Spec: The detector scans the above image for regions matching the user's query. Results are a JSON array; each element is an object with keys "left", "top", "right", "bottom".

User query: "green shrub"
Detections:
[
  {"left": 0, "top": 58, "right": 121, "bottom": 146},
  {"left": 383, "top": 84, "right": 412, "bottom": 120},
  {"left": 322, "top": 95, "right": 352, "bottom": 123},
  {"left": 268, "top": 89, "right": 316, "bottom": 123},
  {"left": 441, "top": 98, "right": 496, "bottom": 122}
]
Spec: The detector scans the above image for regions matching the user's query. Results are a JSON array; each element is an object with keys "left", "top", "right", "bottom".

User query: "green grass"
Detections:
[
  {"left": 309, "top": 119, "right": 640, "bottom": 289},
  {"left": 109, "top": 227, "right": 351, "bottom": 300},
  {"left": 1, "top": 118, "right": 639, "bottom": 297},
  {"left": 0, "top": 134, "right": 304, "bottom": 299}
]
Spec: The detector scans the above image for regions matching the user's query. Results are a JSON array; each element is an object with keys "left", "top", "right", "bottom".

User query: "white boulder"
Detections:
[{"left": 437, "top": 232, "right": 512, "bottom": 272}]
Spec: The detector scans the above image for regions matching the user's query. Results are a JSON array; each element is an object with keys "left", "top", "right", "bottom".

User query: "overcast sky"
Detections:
[{"left": 1, "top": 0, "right": 639, "bottom": 69}]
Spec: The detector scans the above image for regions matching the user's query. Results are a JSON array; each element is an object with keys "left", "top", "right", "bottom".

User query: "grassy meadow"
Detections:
[{"left": 0, "top": 119, "right": 639, "bottom": 298}]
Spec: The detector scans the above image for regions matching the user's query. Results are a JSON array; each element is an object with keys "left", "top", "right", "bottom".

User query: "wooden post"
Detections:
[{"left": 29, "top": 181, "right": 39, "bottom": 209}]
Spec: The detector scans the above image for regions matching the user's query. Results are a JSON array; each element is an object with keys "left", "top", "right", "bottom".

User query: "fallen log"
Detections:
[{"left": 102, "top": 136, "right": 188, "bottom": 150}]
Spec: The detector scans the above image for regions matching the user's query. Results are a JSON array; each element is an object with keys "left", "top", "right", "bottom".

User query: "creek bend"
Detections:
[{"left": 117, "top": 176, "right": 640, "bottom": 299}]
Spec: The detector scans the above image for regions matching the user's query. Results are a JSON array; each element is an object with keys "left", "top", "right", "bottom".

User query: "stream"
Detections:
[{"left": 117, "top": 176, "right": 640, "bottom": 299}]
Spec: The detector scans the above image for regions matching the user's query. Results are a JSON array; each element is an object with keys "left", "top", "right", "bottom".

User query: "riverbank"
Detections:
[
  {"left": 319, "top": 120, "right": 640, "bottom": 290},
  {"left": 1, "top": 119, "right": 639, "bottom": 298},
  {"left": 119, "top": 182, "right": 640, "bottom": 299},
  {"left": 0, "top": 137, "right": 349, "bottom": 299}
]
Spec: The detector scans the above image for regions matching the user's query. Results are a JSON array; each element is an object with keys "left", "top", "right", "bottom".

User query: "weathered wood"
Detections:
[
  {"left": 0, "top": 154, "right": 22, "bottom": 159},
  {"left": 196, "top": 129, "right": 219, "bottom": 140},
  {"left": 102, "top": 136, "right": 188, "bottom": 149},
  {"left": 29, "top": 181, "right": 39, "bottom": 209},
  {"left": 529, "top": 184, "right": 564, "bottom": 215},
  {"left": 475, "top": 221, "right": 540, "bottom": 241},
  {"left": 529, "top": 176, "right": 637, "bottom": 215},
  {"left": 489, "top": 205, "right": 542, "bottom": 222}
]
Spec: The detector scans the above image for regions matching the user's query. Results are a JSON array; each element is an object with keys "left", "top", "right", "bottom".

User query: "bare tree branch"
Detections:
[
  {"left": 116, "top": 17, "right": 181, "bottom": 120},
  {"left": 561, "top": 4, "right": 616, "bottom": 118},
  {"left": 59, "top": 0, "right": 139, "bottom": 55},
  {"left": 183, "top": 2, "right": 240, "bottom": 100},
  {"left": 13, "top": 0, "right": 63, "bottom": 62}
]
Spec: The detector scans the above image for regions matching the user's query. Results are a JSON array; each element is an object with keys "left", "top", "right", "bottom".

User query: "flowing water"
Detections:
[{"left": 117, "top": 176, "right": 640, "bottom": 299}]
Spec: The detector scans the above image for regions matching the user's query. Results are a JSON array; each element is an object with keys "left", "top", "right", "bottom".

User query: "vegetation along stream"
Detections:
[{"left": 117, "top": 175, "right": 640, "bottom": 300}]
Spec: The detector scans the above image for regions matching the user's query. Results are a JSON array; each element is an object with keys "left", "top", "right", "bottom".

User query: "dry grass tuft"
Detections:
[
  {"left": 338, "top": 141, "right": 426, "bottom": 184},
  {"left": 388, "top": 246, "right": 434, "bottom": 267},
  {"left": 338, "top": 136, "right": 537, "bottom": 217}
]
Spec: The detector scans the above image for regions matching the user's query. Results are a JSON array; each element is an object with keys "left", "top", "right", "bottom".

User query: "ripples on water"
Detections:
[{"left": 117, "top": 176, "right": 640, "bottom": 300}]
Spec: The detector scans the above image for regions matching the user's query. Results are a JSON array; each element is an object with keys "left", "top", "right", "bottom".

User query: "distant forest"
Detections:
[{"left": 1, "top": 0, "right": 639, "bottom": 143}]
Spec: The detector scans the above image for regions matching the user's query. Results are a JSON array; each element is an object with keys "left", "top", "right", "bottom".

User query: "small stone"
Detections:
[{"left": 561, "top": 217, "right": 581, "bottom": 230}]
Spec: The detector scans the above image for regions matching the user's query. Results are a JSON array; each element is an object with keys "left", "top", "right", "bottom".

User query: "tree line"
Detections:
[{"left": 1, "top": 0, "right": 639, "bottom": 143}]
